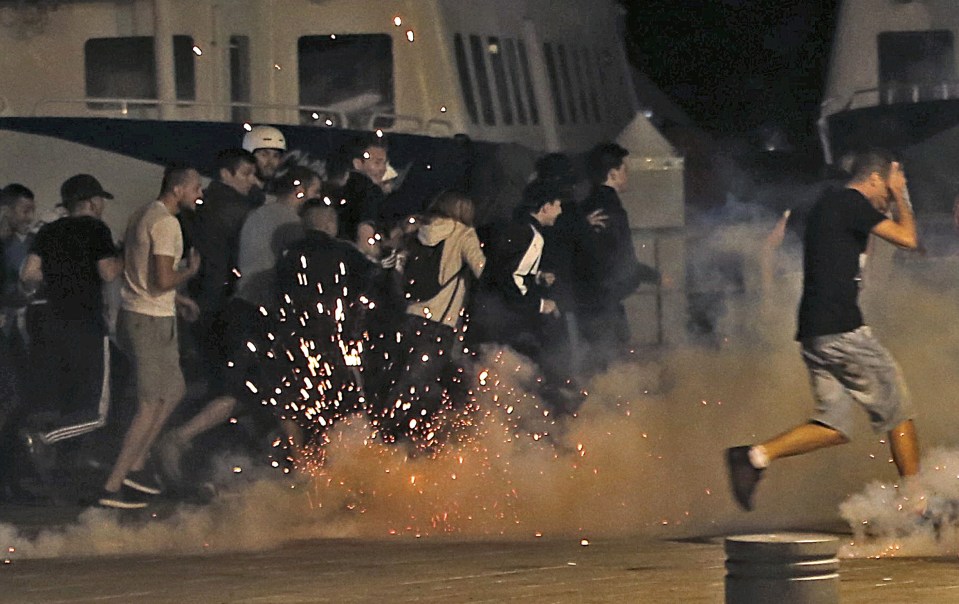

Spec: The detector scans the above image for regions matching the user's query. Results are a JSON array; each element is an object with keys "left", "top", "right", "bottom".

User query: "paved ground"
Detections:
[
  {"left": 4, "top": 360, "right": 959, "bottom": 602},
  {"left": 2, "top": 510, "right": 959, "bottom": 604}
]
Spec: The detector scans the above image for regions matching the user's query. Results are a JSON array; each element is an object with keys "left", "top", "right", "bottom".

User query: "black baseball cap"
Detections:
[{"left": 60, "top": 174, "right": 114, "bottom": 206}]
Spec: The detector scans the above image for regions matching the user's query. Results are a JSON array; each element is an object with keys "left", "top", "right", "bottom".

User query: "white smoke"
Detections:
[
  {"left": 839, "top": 447, "right": 959, "bottom": 558},
  {"left": 3, "top": 220, "right": 959, "bottom": 561}
]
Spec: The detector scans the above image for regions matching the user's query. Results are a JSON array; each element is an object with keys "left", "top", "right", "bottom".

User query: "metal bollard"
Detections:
[{"left": 725, "top": 533, "right": 839, "bottom": 604}]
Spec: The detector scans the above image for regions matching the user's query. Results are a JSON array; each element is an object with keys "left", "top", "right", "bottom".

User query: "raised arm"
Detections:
[{"left": 871, "top": 162, "right": 918, "bottom": 250}]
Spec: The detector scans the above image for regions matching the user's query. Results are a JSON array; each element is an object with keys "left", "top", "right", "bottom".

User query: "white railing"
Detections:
[
  {"left": 821, "top": 80, "right": 959, "bottom": 118},
  {"left": 819, "top": 80, "right": 959, "bottom": 164},
  {"left": 30, "top": 97, "right": 454, "bottom": 136}
]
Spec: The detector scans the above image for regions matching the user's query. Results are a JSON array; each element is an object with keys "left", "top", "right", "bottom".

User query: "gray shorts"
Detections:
[
  {"left": 800, "top": 325, "right": 913, "bottom": 437},
  {"left": 117, "top": 309, "right": 185, "bottom": 404}
]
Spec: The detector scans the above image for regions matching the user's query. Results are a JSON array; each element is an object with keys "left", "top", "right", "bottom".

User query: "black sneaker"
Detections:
[
  {"left": 123, "top": 469, "right": 163, "bottom": 496},
  {"left": 726, "top": 446, "right": 763, "bottom": 511},
  {"left": 96, "top": 486, "right": 148, "bottom": 509}
]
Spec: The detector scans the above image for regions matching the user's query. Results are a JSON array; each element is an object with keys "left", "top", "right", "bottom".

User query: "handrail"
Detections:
[
  {"left": 424, "top": 119, "right": 454, "bottom": 136},
  {"left": 819, "top": 80, "right": 959, "bottom": 165},
  {"left": 33, "top": 97, "right": 348, "bottom": 123},
  {"left": 820, "top": 79, "right": 959, "bottom": 118},
  {"left": 30, "top": 97, "right": 447, "bottom": 136}
]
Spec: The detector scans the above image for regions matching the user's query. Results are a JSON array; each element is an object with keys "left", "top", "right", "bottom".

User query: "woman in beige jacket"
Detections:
[
  {"left": 405, "top": 192, "right": 486, "bottom": 328},
  {"left": 378, "top": 191, "right": 485, "bottom": 445}
]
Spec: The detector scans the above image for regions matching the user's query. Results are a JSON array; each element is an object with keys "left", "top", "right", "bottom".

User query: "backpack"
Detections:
[{"left": 403, "top": 237, "right": 461, "bottom": 303}]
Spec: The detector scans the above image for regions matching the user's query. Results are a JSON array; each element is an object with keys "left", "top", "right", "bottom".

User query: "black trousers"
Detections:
[
  {"left": 379, "top": 315, "right": 458, "bottom": 440},
  {"left": 26, "top": 304, "right": 109, "bottom": 437}
]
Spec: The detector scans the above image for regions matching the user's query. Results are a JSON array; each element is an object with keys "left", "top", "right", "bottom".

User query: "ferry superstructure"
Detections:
[
  {"left": 820, "top": 0, "right": 959, "bottom": 214},
  {"left": 0, "top": 0, "right": 686, "bottom": 344}
]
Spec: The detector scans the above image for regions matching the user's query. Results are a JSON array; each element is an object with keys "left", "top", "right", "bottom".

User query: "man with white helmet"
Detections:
[{"left": 242, "top": 124, "right": 287, "bottom": 206}]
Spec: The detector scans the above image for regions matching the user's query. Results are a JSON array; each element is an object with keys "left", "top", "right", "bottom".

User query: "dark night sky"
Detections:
[{"left": 621, "top": 1, "right": 840, "bottom": 142}]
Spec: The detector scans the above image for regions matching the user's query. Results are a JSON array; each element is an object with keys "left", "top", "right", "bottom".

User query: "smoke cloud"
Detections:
[{"left": 3, "top": 219, "right": 959, "bottom": 561}]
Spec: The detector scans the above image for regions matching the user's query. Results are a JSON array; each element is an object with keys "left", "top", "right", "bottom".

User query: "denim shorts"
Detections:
[{"left": 800, "top": 325, "right": 914, "bottom": 437}]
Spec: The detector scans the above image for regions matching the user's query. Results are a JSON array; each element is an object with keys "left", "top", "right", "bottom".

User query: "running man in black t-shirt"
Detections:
[
  {"left": 725, "top": 150, "right": 921, "bottom": 511},
  {"left": 20, "top": 174, "right": 122, "bottom": 459}
]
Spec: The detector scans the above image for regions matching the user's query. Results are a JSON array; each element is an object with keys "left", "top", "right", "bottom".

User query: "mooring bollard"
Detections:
[{"left": 725, "top": 533, "right": 839, "bottom": 604}]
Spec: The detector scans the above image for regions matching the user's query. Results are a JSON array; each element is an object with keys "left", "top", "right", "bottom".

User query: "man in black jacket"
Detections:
[
  {"left": 575, "top": 143, "right": 658, "bottom": 367},
  {"left": 474, "top": 180, "right": 563, "bottom": 360},
  {"left": 272, "top": 200, "right": 379, "bottom": 441},
  {"left": 338, "top": 133, "right": 388, "bottom": 257},
  {"left": 188, "top": 148, "right": 259, "bottom": 393}
]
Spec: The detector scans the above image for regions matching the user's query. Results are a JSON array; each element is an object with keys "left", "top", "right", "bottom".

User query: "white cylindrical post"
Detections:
[
  {"left": 725, "top": 533, "right": 839, "bottom": 604},
  {"left": 153, "top": 0, "right": 176, "bottom": 120}
]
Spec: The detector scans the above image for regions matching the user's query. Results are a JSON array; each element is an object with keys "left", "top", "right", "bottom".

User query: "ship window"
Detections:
[
  {"left": 85, "top": 37, "right": 154, "bottom": 102},
  {"left": 297, "top": 34, "right": 394, "bottom": 129},
  {"left": 597, "top": 47, "right": 615, "bottom": 119},
  {"left": 453, "top": 34, "right": 479, "bottom": 124},
  {"left": 556, "top": 44, "right": 578, "bottom": 123},
  {"left": 84, "top": 35, "right": 197, "bottom": 108},
  {"left": 469, "top": 34, "right": 496, "bottom": 125},
  {"left": 487, "top": 37, "right": 514, "bottom": 125},
  {"left": 878, "top": 30, "right": 956, "bottom": 104},
  {"left": 543, "top": 43, "right": 566, "bottom": 125},
  {"left": 517, "top": 41, "right": 540, "bottom": 125},
  {"left": 581, "top": 46, "right": 603, "bottom": 122},
  {"left": 571, "top": 45, "right": 591, "bottom": 123},
  {"left": 229, "top": 35, "right": 251, "bottom": 123},
  {"left": 503, "top": 39, "right": 528, "bottom": 125}
]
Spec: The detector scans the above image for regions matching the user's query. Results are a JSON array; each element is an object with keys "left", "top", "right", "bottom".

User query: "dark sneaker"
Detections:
[
  {"left": 123, "top": 469, "right": 163, "bottom": 496},
  {"left": 96, "top": 487, "right": 148, "bottom": 509},
  {"left": 726, "top": 446, "right": 763, "bottom": 511}
]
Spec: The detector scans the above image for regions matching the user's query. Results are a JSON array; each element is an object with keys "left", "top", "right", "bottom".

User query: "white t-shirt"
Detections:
[{"left": 120, "top": 200, "right": 183, "bottom": 317}]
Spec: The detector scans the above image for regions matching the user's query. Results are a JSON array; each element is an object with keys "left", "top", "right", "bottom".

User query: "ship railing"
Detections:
[
  {"left": 31, "top": 97, "right": 453, "bottom": 136},
  {"left": 821, "top": 80, "right": 959, "bottom": 118},
  {"left": 878, "top": 81, "right": 959, "bottom": 105},
  {"left": 819, "top": 81, "right": 959, "bottom": 164}
]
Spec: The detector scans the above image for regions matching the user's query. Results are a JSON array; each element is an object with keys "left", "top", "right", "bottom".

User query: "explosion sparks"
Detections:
[{"left": 5, "top": 223, "right": 959, "bottom": 561}]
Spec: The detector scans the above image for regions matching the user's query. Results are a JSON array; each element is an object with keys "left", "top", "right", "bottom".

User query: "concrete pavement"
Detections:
[{"left": 3, "top": 523, "right": 959, "bottom": 603}]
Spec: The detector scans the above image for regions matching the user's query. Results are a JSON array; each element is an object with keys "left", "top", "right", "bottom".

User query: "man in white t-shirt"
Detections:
[
  {"left": 98, "top": 165, "right": 202, "bottom": 509},
  {"left": 154, "top": 166, "right": 320, "bottom": 482}
]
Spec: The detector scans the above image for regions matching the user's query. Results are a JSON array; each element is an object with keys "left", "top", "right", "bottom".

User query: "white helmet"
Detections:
[{"left": 242, "top": 125, "right": 287, "bottom": 152}]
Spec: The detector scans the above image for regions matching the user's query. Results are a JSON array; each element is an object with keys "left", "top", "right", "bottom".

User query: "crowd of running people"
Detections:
[{"left": 0, "top": 126, "right": 657, "bottom": 508}]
